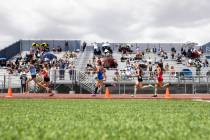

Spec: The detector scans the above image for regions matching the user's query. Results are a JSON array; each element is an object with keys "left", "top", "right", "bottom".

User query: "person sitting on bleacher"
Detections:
[
  {"left": 177, "top": 53, "right": 182, "bottom": 63},
  {"left": 104, "top": 49, "right": 109, "bottom": 56},
  {"left": 113, "top": 69, "right": 120, "bottom": 81},
  {"left": 93, "top": 43, "right": 101, "bottom": 56},
  {"left": 170, "top": 66, "right": 175, "bottom": 79},
  {"left": 102, "top": 46, "right": 113, "bottom": 55},
  {"left": 187, "top": 58, "right": 193, "bottom": 67},
  {"left": 165, "top": 63, "right": 169, "bottom": 71},
  {"left": 203, "top": 59, "right": 209, "bottom": 67},
  {"left": 163, "top": 52, "right": 168, "bottom": 59},
  {"left": 125, "top": 66, "right": 132, "bottom": 79}
]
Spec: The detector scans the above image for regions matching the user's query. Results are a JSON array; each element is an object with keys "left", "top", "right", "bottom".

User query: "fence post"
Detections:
[
  {"left": 123, "top": 83, "right": 125, "bottom": 94},
  {"left": 192, "top": 76, "right": 195, "bottom": 94},
  {"left": 54, "top": 69, "right": 57, "bottom": 90},
  {"left": 8, "top": 74, "right": 11, "bottom": 90},
  {"left": 4, "top": 74, "right": 6, "bottom": 89},
  {"left": 79, "top": 72, "right": 82, "bottom": 94},
  {"left": 207, "top": 76, "right": 209, "bottom": 94},
  {"left": 1, "top": 81, "right": 3, "bottom": 93},
  {"left": 184, "top": 78, "right": 187, "bottom": 94},
  {"left": 119, "top": 76, "right": 121, "bottom": 94}
]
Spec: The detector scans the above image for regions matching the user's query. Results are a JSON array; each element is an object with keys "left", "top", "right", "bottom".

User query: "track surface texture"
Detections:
[{"left": 1, "top": 93, "right": 210, "bottom": 100}]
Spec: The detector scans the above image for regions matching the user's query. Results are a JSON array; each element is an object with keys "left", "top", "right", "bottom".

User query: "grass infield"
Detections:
[{"left": 0, "top": 99, "right": 210, "bottom": 140}]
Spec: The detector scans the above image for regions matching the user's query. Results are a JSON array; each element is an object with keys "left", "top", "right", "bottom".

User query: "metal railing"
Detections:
[{"left": 0, "top": 70, "right": 210, "bottom": 94}]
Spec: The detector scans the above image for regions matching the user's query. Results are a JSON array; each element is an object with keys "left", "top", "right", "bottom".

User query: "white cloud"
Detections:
[{"left": 0, "top": 0, "right": 210, "bottom": 48}]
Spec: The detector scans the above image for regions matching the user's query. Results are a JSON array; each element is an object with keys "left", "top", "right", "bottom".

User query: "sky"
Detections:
[{"left": 0, "top": 0, "right": 210, "bottom": 48}]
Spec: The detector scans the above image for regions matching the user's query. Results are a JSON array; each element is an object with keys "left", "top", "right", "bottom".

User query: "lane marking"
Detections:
[{"left": 193, "top": 99, "right": 210, "bottom": 103}]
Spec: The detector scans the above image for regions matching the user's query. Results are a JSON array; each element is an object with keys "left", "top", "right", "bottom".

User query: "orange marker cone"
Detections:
[
  {"left": 6, "top": 87, "right": 13, "bottom": 97},
  {"left": 164, "top": 87, "right": 170, "bottom": 98},
  {"left": 105, "top": 87, "right": 111, "bottom": 98}
]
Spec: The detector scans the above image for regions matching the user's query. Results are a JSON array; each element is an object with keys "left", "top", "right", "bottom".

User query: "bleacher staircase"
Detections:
[{"left": 75, "top": 46, "right": 95, "bottom": 93}]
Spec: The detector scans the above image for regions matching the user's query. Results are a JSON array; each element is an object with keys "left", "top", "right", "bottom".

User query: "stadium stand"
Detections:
[{"left": 0, "top": 40, "right": 210, "bottom": 94}]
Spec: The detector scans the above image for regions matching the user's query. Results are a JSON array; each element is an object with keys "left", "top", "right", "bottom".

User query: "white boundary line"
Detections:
[{"left": 193, "top": 99, "right": 210, "bottom": 103}]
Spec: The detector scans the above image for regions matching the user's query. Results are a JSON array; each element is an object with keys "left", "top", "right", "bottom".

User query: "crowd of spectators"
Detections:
[
  {"left": 118, "top": 45, "right": 209, "bottom": 81},
  {"left": 3, "top": 44, "right": 79, "bottom": 92},
  {"left": 2, "top": 42, "right": 210, "bottom": 87},
  {"left": 88, "top": 43, "right": 118, "bottom": 74}
]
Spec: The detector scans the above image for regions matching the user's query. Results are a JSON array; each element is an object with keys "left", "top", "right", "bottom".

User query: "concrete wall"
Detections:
[
  {"left": 20, "top": 40, "right": 81, "bottom": 52},
  {"left": 0, "top": 41, "right": 21, "bottom": 60}
]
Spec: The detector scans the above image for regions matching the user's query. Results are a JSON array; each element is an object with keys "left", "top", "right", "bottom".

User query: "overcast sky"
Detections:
[{"left": 0, "top": 0, "right": 210, "bottom": 48}]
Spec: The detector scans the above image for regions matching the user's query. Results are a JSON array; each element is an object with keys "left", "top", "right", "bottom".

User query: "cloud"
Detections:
[
  {"left": 0, "top": 0, "right": 210, "bottom": 48},
  {"left": 152, "top": 0, "right": 210, "bottom": 27}
]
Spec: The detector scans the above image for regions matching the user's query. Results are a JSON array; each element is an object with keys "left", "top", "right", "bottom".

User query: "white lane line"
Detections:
[{"left": 193, "top": 99, "right": 210, "bottom": 103}]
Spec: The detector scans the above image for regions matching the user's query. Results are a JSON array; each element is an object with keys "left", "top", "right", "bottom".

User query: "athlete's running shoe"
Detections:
[
  {"left": 49, "top": 93, "right": 54, "bottom": 96},
  {"left": 152, "top": 94, "right": 158, "bottom": 97},
  {"left": 91, "top": 93, "right": 96, "bottom": 96}
]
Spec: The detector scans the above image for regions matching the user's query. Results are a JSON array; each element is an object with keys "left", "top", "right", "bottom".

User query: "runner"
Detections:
[
  {"left": 133, "top": 65, "right": 153, "bottom": 96},
  {"left": 38, "top": 64, "right": 51, "bottom": 94},
  {"left": 93, "top": 61, "right": 106, "bottom": 96},
  {"left": 153, "top": 63, "right": 170, "bottom": 97},
  {"left": 25, "top": 60, "right": 37, "bottom": 93},
  {"left": 26, "top": 61, "right": 51, "bottom": 94}
]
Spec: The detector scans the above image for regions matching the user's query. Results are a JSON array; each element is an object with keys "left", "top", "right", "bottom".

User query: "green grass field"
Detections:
[{"left": 0, "top": 100, "right": 210, "bottom": 140}]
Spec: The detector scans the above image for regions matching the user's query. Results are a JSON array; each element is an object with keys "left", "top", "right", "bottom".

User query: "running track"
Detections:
[{"left": 1, "top": 93, "right": 210, "bottom": 100}]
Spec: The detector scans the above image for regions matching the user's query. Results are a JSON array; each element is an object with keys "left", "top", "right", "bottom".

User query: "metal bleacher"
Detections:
[{"left": 1, "top": 42, "right": 210, "bottom": 94}]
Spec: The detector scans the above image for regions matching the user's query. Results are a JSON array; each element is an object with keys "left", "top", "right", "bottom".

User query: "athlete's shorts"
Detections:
[
  {"left": 44, "top": 77, "right": 50, "bottom": 82},
  {"left": 96, "top": 80, "right": 104, "bottom": 85},
  {"left": 138, "top": 77, "right": 143, "bottom": 82},
  {"left": 31, "top": 75, "right": 36, "bottom": 79},
  {"left": 156, "top": 81, "right": 163, "bottom": 87}
]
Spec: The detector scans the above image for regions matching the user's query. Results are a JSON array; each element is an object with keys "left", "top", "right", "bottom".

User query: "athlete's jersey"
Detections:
[
  {"left": 157, "top": 70, "right": 163, "bottom": 82},
  {"left": 41, "top": 69, "right": 49, "bottom": 78},
  {"left": 29, "top": 65, "right": 36, "bottom": 76},
  {"left": 137, "top": 68, "right": 143, "bottom": 82},
  {"left": 97, "top": 70, "right": 104, "bottom": 80}
]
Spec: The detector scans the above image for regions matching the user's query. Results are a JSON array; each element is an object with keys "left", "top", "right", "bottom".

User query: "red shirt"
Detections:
[{"left": 158, "top": 70, "right": 163, "bottom": 82}]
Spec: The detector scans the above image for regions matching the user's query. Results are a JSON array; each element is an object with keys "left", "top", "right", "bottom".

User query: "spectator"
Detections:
[
  {"left": 171, "top": 52, "right": 175, "bottom": 59},
  {"left": 125, "top": 66, "right": 132, "bottom": 79},
  {"left": 50, "top": 65, "right": 57, "bottom": 83},
  {"left": 165, "top": 63, "right": 169, "bottom": 71},
  {"left": 87, "top": 60, "right": 93, "bottom": 68},
  {"left": 82, "top": 41, "right": 87, "bottom": 52},
  {"left": 182, "top": 49, "right": 187, "bottom": 56},
  {"left": 163, "top": 52, "right": 168, "bottom": 59},
  {"left": 181, "top": 47, "right": 184, "bottom": 54},
  {"left": 177, "top": 53, "right": 182, "bottom": 63},
  {"left": 148, "top": 62, "right": 153, "bottom": 78},
  {"left": 93, "top": 43, "right": 101, "bottom": 56},
  {"left": 59, "top": 61, "right": 65, "bottom": 80},
  {"left": 52, "top": 47, "right": 56, "bottom": 52},
  {"left": 159, "top": 59, "right": 164, "bottom": 69},
  {"left": 203, "top": 59, "right": 209, "bottom": 67},
  {"left": 188, "top": 59, "right": 193, "bottom": 67},
  {"left": 147, "top": 57, "right": 152, "bottom": 64},
  {"left": 69, "top": 65, "right": 75, "bottom": 80},
  {"left": 152, "top": 47, "right": 157, "bottom": 53},
  {"left": 20, "top": 71, "right": 27, "bottom": 93},
  {"left": 170, "top": 66, "right": 175, "bottom": 79},
  {"left": 113, "top": 69, "right": 120, "bottom": 81},
  {"left": 104, "top": 49, "right": 109, "bottom": 56}
]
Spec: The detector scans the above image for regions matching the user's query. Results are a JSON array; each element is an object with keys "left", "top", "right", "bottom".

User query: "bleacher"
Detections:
[{"left": 0, "top": 40, "right": 210, "bottom": 94}]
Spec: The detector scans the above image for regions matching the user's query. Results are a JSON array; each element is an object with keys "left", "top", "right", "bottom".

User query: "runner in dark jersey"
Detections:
[{"left": 133, "top": 65, "right": 153, "bottom": 96}]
